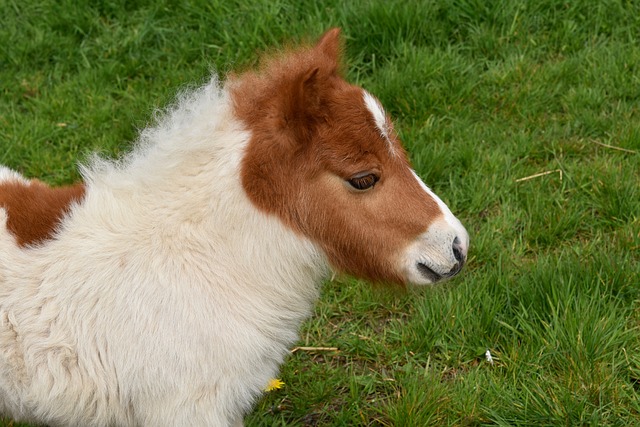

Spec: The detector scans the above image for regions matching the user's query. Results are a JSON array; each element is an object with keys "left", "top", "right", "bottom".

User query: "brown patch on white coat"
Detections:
[
  {"left": 232, "top": 28, "right": 468, "bottom": 285},
  {"left": 0, "top": 169, "right": 85, "bottom": 247}
]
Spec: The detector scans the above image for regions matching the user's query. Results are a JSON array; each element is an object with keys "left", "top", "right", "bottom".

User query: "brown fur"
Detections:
[
  {"left": 0, "top": 179, "right": 85, "bottom": 247},
  {"left": 233, "top": 29, "right": 443, "bottom": 283}
]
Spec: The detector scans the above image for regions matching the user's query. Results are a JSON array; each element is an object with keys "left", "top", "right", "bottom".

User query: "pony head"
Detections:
[{"left": 233, "top": 29, "right": 468, "bottom": 285}]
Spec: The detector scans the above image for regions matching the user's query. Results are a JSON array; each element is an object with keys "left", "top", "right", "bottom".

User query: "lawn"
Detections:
[{"left": 1, "top": 0, "right": 639, "bottom": 425}]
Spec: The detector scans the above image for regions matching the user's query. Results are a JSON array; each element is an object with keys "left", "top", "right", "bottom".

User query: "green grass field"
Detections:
[{"left": 1, "top": 0, "right": 639, "bottom": 425}]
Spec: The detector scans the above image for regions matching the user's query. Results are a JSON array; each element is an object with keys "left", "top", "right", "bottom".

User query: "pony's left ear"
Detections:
[
  {"left": 314, "top": 28, "right": 342, "bottom": 72},
  {"left": 281, "top": 29, "right": 343, "bottom": 143},
  {"left": 282, "top": 66, "right": 321, "bottom": 144}
]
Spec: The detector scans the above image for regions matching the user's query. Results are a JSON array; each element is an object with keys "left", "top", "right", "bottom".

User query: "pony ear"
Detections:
[
  {"left": 283, "top": 66, "right": 321, "bottom": 143},
  {"left": 314, "top": 28, "right": 342, "bottom": 72},
  {"left": 280, "top": 29, "right": 343, "bottom": 143}
]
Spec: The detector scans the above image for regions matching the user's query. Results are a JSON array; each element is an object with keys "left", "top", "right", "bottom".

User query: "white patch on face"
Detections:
[
  {"left": 362, "top": 91, "right": 396, "bottom": 156},
  {"left": 411, "top": 170, "right": 469, "bottom": 249},
  {"left": 399, "top": 170, "right": 470, "bottom": 285}
]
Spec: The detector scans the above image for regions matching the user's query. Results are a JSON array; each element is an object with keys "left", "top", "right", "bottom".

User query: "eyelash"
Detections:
[{"left": 347, "top": 173, "right": 379, "bottom": 191}]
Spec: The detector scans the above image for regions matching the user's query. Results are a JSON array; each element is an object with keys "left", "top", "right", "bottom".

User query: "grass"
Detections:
[{"left": 1, "top": 0, "right": 639, "bottom": 425}]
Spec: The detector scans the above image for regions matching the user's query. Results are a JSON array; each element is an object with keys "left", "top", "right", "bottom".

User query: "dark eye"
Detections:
[{"left": 347, "top": 173, "right": 379, "bottom": 191}]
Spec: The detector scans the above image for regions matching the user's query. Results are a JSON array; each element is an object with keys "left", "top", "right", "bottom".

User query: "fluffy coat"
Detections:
[{"left": 0, "top": 77, "right": 326, "bottom": 426}]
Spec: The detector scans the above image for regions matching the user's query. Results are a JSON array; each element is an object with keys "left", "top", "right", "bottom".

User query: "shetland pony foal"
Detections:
[{"left": 0, "top": 29, "right": 468, "bottom": 426}]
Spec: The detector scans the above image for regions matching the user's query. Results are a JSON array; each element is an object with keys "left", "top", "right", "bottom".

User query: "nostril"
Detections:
[{"left": 452, "top": 237, "right": 465, "bottom": 263}]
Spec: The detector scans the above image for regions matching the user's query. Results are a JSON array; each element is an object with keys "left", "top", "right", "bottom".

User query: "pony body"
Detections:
[{"left": 0, "top": 29, "right": 468, "bottom": 426}]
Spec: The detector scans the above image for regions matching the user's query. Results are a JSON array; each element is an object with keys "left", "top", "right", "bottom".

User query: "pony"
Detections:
[{"left": 0, "top": 29, "right": 468, "bottom": 426}]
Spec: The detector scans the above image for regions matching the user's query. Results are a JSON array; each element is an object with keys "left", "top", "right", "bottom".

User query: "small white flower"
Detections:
[{"left": 485, "top": 349, "right": 494, "bottom": 365}]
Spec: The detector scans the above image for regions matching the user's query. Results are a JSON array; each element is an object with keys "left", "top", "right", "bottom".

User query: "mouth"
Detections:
[
  {"left": 416, "top": 262, "right": 442, "bottom": 283},
  {"left": 416, "top": 260, "right": 464, "bottom": 284}
]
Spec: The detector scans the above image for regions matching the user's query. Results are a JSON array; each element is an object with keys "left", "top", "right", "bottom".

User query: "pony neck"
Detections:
[{"left": 82, "top": 78, "right": 330, "bottom": 317}]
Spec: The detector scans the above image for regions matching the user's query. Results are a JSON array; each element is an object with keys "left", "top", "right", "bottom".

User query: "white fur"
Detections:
[
  {"left": 411, "top": 170, "right": 469, "bottom": 251},
  {"left": 401, "top": 171, "right": 469, "bottom": 284},
  {"left": 0, "top": 166, "right": 28, "bottom": 184},
  {"left": 363, "top": 91, "right": 396, "bottom": 156},
  {"left": 0, "top": 78, "right": 328, "bottom": 426}
]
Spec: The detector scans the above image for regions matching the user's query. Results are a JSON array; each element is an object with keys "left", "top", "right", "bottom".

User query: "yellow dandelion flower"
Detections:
[{"left": 264, "top": 378, "right": 285, "bottom": 392}]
